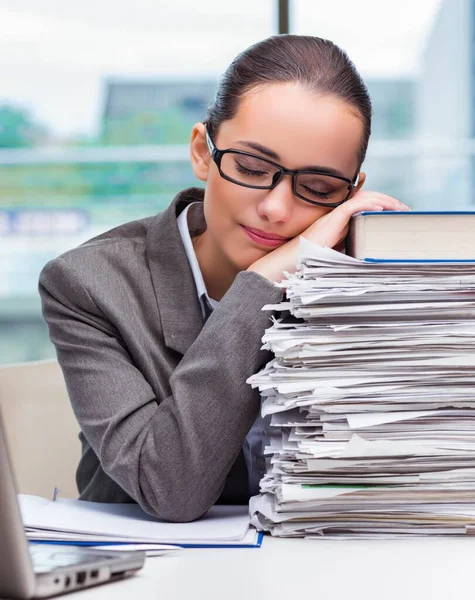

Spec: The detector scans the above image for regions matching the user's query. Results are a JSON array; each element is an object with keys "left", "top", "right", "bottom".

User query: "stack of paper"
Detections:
[
  {"left": 19, "top": 495, "right": 262, "bottom": 550},
  {"left": 248, "top": 240, "right": 475, "bottom": 538}
]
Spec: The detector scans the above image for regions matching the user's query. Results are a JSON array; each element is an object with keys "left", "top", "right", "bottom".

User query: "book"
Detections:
[{"left": 347, "top": 211, "right": 475, "bottom": 260}]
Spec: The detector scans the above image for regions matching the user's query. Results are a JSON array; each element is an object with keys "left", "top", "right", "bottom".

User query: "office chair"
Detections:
[{"left": 0, "top": 360, "right": 79, "bottom": 499}]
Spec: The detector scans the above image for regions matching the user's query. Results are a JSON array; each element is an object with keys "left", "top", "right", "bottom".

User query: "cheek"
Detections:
[
  {"left": 203, "top": 181, "right": 268, "bottom": 268},
  {"left": 203, "top": 176, "right": 243, "bottom": 231}
]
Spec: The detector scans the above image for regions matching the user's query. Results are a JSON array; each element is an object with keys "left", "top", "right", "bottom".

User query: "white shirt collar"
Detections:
[{"left": 177, "top": 203, "right": 218, "bottom": 318}]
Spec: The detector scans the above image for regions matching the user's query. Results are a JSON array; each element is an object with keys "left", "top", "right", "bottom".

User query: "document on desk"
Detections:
[
  {"left": 248, "top": 241, "right": 475, "bottom": 538},
  {"left": 19, "top": 496, "right": 262, "bottom": 549}
]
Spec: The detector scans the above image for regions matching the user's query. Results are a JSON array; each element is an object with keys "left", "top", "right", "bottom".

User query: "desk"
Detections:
[{"left": 73, "top": 534, "right": 475, "bottom": 599}]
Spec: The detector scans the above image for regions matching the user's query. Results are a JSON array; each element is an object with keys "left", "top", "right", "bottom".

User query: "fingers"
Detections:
[
  {"left": 307, "top": 192, "right": 409, "bottom": 248},
  {"left": 347, "top": 190, "right": 411, "bottom": 212},
  {"left": 333, "top": 192, "right": 409, "bottom": 223}
]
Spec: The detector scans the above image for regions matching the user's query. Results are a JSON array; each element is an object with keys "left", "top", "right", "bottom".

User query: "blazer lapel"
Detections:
[{"left": 146, "top": 187, "right": 206, "bottom": 355}]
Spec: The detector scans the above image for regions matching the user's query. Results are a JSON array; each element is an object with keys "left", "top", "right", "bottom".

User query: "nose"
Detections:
[{"left": 256, "top": 175, "right": 294, "bottom": 224}]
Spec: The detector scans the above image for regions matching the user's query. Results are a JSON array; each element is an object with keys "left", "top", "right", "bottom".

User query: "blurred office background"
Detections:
[{"left": 0, "top": 0, "right": 470, "bottom": 364}]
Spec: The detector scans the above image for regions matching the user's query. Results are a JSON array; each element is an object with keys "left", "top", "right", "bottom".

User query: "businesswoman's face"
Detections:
[{"left": 190, "top": 82, "right": 365, "bottom": 275}]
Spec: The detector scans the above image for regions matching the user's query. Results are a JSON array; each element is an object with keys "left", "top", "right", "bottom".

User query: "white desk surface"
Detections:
[{"left": 74, "top": 534, "right": 475, "bottom": 600}]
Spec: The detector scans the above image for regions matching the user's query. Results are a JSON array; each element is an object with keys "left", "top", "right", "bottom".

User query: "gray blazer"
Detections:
[{"left": 39, "top": 188, "right": 283, "bottom": 522}]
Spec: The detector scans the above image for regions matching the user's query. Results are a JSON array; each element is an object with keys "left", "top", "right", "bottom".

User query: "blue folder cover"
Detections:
[{"left": 29, "top": 531, "right": 264, "bottom": 550}]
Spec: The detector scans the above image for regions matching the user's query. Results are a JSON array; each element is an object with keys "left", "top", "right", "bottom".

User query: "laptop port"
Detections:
[
  {"left": 90, "top": 569, "right": 99, "bottom": 579},
  {"left": 76, "top": 572, "right": 87, "bottom": 585},
  {"left": 65, "top": 576, "right": 71, "bottom": 588}
]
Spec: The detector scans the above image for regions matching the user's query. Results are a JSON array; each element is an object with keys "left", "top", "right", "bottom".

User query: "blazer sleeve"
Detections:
[{"left": 39, "top": 257, "right": 283, "bottom": 522}]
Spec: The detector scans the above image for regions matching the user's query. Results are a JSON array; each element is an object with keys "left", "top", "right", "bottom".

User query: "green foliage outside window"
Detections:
[{"left": 0, "top": 104, "right": 48, "bottom": 148}]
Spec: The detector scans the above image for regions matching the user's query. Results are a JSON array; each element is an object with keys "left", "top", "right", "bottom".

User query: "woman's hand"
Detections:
[{"left": 247, "top": 190, "right": 411, "bottom": 283}]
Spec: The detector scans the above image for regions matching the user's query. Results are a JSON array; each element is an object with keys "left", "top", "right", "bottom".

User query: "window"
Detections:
[
  {"left": 2, "top": 0, "right": 469, "bottom": 365},
  {"left": 0, "top": 1, "right": 275, "bottom": 364},
  {"left": 294, "top": 0, "right": 470, "bottom": 211}
]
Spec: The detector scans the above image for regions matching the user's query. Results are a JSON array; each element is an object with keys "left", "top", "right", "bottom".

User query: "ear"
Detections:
[
  {"left": 355, "top": 171, "right": 366, "bottom": 193},
  {"left": 349, "top": 171, "right": 366, "bottom": 198},
  {"left": 190, "top": 122, "right": 210, "bottom": 182}
]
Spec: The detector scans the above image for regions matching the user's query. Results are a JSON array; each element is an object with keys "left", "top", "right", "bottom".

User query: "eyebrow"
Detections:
[{"left": 234, "top": 140, "right": 347, "bottom": 178}]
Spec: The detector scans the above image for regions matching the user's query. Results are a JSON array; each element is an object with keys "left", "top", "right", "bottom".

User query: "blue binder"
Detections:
[{"left": 29, "top": 531, "right": 264, "bottom": 550}]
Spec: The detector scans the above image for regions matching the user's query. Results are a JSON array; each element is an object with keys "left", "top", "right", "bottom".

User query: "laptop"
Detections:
[{"left": 0, "top": 411, "right": 145, "bottom": 599}]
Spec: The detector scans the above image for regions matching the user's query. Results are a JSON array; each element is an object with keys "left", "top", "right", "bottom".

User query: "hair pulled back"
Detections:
[{"left": 206, "top": 34, "right": 372, "bottom": 167}]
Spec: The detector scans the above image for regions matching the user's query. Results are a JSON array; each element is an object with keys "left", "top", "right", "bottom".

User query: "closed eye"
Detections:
[
  {"left": 301, "top": 184, "right": 332, "bottom": 199},
  {"left": 235, "top": 161, "right": 269, "bottom": 177}
]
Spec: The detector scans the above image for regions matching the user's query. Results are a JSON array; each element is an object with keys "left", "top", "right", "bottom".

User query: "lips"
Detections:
[{"left": 241, "top": 225, "right": 290, "bottom": 248}]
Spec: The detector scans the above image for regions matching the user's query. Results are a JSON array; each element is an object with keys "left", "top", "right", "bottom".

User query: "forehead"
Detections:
[{"left": 217, "top": 82, "right": 364, "bottom": 175}]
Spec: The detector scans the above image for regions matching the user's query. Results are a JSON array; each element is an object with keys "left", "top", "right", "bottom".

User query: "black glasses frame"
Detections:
[{"left": 205, "top": 129, "right": 359, "bottom": 208}]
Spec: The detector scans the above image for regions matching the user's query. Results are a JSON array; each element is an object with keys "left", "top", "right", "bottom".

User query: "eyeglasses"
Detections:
[{"left": 205, "top": 129, "right": 359, "bottom": 208}]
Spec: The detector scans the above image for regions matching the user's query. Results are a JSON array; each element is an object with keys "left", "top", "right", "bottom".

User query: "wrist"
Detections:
[
  {"left": 246, "top": 263, "right": 284, "bottom": 284},
  {"left": 246, "top": 237, "right": 299, "bottom": 284}
]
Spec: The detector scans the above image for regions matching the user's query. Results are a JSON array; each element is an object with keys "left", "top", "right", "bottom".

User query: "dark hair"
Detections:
[{"left": 206, "top": 34, "right": 372, "bottom": 168}]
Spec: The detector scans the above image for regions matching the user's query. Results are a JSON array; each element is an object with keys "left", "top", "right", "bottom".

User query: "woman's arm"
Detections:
[
  {"left": 39, "top": 258, "right": 282, "bottom": 522},
  {"left": 249, "top": 191, "right": 410, "bottom": 283}
]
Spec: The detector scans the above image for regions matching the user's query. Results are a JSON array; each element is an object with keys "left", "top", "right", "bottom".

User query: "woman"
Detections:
[{"left": 39, "top": 35, "right": 409, "bottom": 522}]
